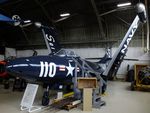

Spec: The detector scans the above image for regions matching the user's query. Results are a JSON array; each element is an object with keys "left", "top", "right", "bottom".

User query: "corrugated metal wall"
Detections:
[
  {"left": 15, "top": 9, "right": 146, "bottom": 49},
  {"left": 56, "top": 9, "right": 145, "bottom": 48},
  {"left": 57, "top": 15, "right": 103, "bottom": 47},
  {"left": 105, "top": 10, "right": 144, "bottom": 47}
]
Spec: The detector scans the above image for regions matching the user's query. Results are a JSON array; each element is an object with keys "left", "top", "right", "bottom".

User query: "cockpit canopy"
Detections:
[{"left": 55, "top": 49, "right": 79, "bottom": 57}]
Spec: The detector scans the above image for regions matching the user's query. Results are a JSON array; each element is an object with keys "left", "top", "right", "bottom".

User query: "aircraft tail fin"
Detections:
[
  {"left": 102, "top": 3, "right": 147, "bottom": 79},
  {"left": 35, "top": 23, "right": 61, "bottom": 54}
]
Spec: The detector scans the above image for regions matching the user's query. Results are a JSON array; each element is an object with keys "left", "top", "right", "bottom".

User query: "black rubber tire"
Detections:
[
  {"left": 131, "top": 81, "right": 135, "bottom": 91},
  {"left": 102, "top": 84, "right": 107, "bottom": 94},
  {"left": 126, "top": 70, "right": 134, "bottom": 82},
  {"left": 42, "top": 91, "right": 49, "bottom": 106},
  {"left": 4, "top": 83, "right": 9, "bottom": 89}
]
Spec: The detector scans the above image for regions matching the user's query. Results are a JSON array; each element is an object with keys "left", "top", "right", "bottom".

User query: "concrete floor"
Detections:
[{"left": 0, "top": 81, "right": 150, "bottom": 113}]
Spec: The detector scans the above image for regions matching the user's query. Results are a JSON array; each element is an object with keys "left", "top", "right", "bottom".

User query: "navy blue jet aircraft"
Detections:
[{"left": 1, "top": 3, "right": 147, "bottom": 106}]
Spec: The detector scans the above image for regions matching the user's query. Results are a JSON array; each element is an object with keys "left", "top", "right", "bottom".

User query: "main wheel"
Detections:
[
  {"left": 102, "top": 84, "right": 107, "bottom": 94},
  {"left": 131, "top": 81, "right": 135, "bottom": 91}
]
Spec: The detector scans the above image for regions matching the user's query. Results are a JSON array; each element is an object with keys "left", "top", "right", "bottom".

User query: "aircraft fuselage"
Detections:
[{"left": 6, "top": 55, "right": 80, "bottom": 83}]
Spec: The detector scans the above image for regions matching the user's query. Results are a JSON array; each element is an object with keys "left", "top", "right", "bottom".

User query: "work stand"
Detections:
[{"left": 72, "top": 57, "right": 106, "bottom": 108}]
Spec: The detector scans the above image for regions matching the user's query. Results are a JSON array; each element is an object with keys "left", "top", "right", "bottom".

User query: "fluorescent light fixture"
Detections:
[
  {"left": 24, "top": 20, "right": 31, "bottom": 23},
  {"left": 60, "top": 13, "right": 70, "bottom": 17},
  {"left": 117, "top": 2, "right": 131, "bottom": 7}
]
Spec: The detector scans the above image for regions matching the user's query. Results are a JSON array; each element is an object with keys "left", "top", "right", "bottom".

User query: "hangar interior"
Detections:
[{"left": 0, "top": 0, "right": 150, "bottom": 113}]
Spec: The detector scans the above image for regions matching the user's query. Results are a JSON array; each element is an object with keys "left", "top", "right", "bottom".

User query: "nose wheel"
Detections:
[
  {"left": 42, "top": 86, "right": 50, "bottom": 106},
  {"left": 4, "top": 81, "right": 9, "bottom": 89}
]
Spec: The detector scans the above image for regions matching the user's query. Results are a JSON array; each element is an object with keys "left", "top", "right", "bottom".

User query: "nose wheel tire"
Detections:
[
  {"left": 131, "top": 81, "right": 136, "bottom": 91},
  {"left": 42, "top": 91, "right": 49, "bottom": 106},
  {"left": 4, "top": 82, "right": 9, "bottom": 89}
]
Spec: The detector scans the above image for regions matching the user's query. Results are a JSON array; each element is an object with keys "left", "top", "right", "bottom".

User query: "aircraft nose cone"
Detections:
[
  {"left": 6, "top": 57, "right": 41, "bottom": 80},
  {"left": 6, "top": 58, "right": 29, "bottom": 76}
]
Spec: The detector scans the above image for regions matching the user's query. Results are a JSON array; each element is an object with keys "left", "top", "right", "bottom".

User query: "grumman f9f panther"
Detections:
[{"left": 0, "top": 3, "right": 147, "bottom": 106}]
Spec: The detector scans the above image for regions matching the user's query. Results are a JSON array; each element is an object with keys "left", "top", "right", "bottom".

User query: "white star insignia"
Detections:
[{"left": 66, "top": 62, "right": 75, "bottom": 76}]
